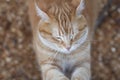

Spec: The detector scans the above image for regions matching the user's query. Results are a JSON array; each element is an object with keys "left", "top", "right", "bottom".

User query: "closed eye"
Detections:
[{"left": 56, "top": 36, "right": 62, "bottom": 40}]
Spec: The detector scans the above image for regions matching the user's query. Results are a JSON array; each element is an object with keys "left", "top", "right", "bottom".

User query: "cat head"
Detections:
[{"left": 35, "top": 0, "right": 88, "bottom": 54}]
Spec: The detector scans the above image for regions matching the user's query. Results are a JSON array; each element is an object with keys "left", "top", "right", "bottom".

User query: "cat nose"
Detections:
[{"left": 66, "top": 47, "right": 71, "bottom": 51}]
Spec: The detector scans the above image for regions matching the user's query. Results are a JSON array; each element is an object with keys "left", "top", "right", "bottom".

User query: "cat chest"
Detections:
[
  {"left": 57, "top": 55, "right": 78, "bottom": 73},
  {"left": 62, "top": 58, "right": 73, "bottom": 70},
  {"left": 57, "top": 52, "right": 89, "bottom": 73}
]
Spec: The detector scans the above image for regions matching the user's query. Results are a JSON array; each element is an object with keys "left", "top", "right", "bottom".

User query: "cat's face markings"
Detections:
[
  {"left": 38, "top": 19, "right": 88, "bottom": 54},
  {"left": 36, "top": 0, "right": 88, "bottom": 54},
  {"left": 55, "top": 35, "right": 72, "bottom": 51}
]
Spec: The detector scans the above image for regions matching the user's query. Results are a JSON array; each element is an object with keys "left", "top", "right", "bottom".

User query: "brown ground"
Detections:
[{"left": 0, "top": 0, "right": 119, "bottom": 80}]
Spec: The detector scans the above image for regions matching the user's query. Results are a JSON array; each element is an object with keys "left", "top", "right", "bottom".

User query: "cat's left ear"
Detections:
[
  {"left": 35, "top": 2, "right": 50, "bottom": 22},
  {"left": 76, "top": 0, "right": 85, "bottom": 17}
]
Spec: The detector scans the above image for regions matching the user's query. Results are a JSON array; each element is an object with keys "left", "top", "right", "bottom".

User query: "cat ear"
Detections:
[
  {"left": 76, "top": 0, "right": 85, "bottom": 17},
  {"left": 35, "top": 3, "right": 50, "bottom": 22}
]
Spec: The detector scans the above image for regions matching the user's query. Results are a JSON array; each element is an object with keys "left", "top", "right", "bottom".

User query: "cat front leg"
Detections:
[
  {"left": 41, "top": 64, "right": 69, "bottom": 80},
  {"left": 71, "top": 62, "right": 91, "bottom": 80}
]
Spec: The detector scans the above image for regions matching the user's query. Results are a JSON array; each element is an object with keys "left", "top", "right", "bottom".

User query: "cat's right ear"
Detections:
[
  {"left": 35, "top": 2, "right": 50, "bottom": 22},
  {"left": 76, "top": 0, "right": 85, "bottom": 17},
  {"left": 71, "top": 0, "right": 85, "bottom": 18}
]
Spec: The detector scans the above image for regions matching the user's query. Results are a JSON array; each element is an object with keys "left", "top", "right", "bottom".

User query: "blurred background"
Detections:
[{"left": 0, "top": 0, "right": 119, "bottom": 80}]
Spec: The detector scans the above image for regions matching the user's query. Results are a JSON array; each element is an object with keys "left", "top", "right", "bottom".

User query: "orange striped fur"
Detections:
[{"left": 28, "top": 0, "right": 101, "bottom": 80}]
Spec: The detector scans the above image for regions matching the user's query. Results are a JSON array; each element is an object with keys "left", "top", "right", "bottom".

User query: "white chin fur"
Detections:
[{"left": 38, "top": 27, "right": 88, "bottom": 54}]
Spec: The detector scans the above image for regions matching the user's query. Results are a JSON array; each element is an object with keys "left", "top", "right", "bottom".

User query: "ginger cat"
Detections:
[{"left": 28, "top": 0, "right": 101, "bottom": 80}]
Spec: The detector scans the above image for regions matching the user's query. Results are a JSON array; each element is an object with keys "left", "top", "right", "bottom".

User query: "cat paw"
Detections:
[
  {"left": 71, "top": 74, "right": 82, "bottom": 80},
  {"left": 71, "top": 77, "right": 81, "bottom": 80},
  {"left": 52, "top": 76, "right": 69, "bottom": 80},
  {"left": 60, "top": 77, "right": 69, "bottom": 80}
]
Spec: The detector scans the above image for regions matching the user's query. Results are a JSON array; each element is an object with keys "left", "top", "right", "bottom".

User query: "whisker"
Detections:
[
  {"left": 53, "top": 52, "right": 58, "bottom": 61},
  {"left": 40, "top": 50, "right": 59, "bottom": 64},
  {"left": 49, "top": 51, "right": 59, "bottom": 63}
]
